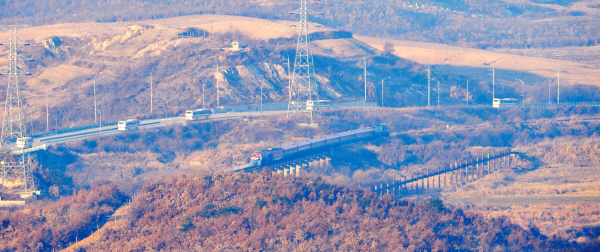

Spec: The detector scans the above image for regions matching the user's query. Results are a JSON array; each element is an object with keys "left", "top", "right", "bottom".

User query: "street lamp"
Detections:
[
  {"left": 436, "top": 80, "right": 440, "bottom": 108},
  {"left": 98, "top": 110, "right": 103, "bottom": 134},
  {"left": 160, "top": 97, "right": 169, "bottom": 118},
  {"left": 28, "top": 105, "right": 38, "bottom": 134},
  {"left": 381, "top": 77, "right": 390, "bottom": 107},
  {"left": 516, "top": 79, "right": 525, "bottom": 103}
]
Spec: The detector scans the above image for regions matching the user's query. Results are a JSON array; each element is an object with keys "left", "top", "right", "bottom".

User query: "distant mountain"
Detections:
[{"left": 0, "top": 0, "right": 597, "bottom": 49}]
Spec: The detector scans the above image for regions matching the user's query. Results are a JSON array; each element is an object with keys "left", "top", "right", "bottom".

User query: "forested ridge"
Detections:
[{"left": 67, "top": 172, "right": 594, "bottom": 251}]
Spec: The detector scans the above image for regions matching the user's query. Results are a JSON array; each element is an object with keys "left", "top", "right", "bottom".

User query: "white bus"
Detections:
[
  {"left": 306, "top": 100, "right": 333, "bottom": 111},
  {"left": 16, "top": 137, "right": 32, "bottom": 149},
  {"left": 118, "top": 119, "right": 140, "bottom": 131},
  {"left": 185, "top": 109, "right": 212, "bottom": 120},
  {"left": 493, "top": 98, "right": 518, "bottom": 108}
]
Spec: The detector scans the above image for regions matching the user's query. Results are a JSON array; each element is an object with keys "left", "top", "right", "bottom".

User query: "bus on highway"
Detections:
[
  {"left": 118, "top": 119, "right": 140, "bottom": 131},
  {"left": 493, "top": 98, "right": 518, "bottom": 108},
  {"left": 306, "top": 100, "right": 333, "bottom": 110},
  {"left": 185, "top": 109, "right": 212, "bottom": 120},
  {"left": 16, "top": 137, "right": 32, "bottom": 149}
]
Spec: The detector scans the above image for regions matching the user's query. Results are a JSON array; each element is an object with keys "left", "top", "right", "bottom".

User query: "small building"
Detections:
[
  {"left": 231, "top": 41, "right": 241, "bottom": 51},
  {"left": 222, "top": 41, "right": 249, "bottom": 52}
]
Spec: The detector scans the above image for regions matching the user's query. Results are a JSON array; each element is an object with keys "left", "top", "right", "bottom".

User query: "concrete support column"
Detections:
[
  {"left": 426, "top": 169, "right": 430, "bottom": 189},
  {"left": 283, "top": 168, "right": 289, "bottom": 177},
  {"left": 296, "top": 164, "right": 302, "bottom": 177},
  {"left": 438, "top": 167, "right": 441, "bottom": 189},
  {"left": 289, "top": 166, "right": 295, "bottom": 176},
  {"left": 444, "top": 170, "right": 447, "bottom": 188},
  {"left": 386, "top": 182, "right": 390, "bottom": 195}
]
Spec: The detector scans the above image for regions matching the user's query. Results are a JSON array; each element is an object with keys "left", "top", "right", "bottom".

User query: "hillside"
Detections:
[
  {"left": 0, "top": 14, "right": 596, "bottom": 135},
  {"left": 70, "top": 172, "right": 558, "bottom": 251},
  {"left": 0, "top": 0, "right": 598, "bottom": 50}
]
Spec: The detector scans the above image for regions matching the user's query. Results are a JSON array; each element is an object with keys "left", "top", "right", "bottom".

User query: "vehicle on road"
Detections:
[
  {"left": 493, "top": 98, "right": 518, "bottom": 108},
  {"left": 16, "top": 137, "right": 32, "bottom": 149},
  {"left": 185, "top": 109, "right": 212, "bottom": 120},
  {"left": 306, "top": 100, "right": 333, "bottom": 111},
  {"left": 118, "top": 119, "right": 140, "bottom": 131}
]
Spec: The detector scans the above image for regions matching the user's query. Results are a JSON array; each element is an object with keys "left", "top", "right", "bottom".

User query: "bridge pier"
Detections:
[
  {"left": 426, "top": 169, "right": 430, "bottom": 189},
  {"left": 475, "top": 157, "right": 479, "bottom": 181},
  {"left": 438, "top": 167, "right": 441, "bottom": 189},
  {"left": 297, "top": 163, "right": 302, "bottom": 177},
  {"left": 283, "top": 167, "right": 289, "bottom": 177},
  {"left": 493, "top": 150, "right": 496, "bottom": 171},
  {"left": 487, "top": 153, "right": 491, "bottom": 175}
]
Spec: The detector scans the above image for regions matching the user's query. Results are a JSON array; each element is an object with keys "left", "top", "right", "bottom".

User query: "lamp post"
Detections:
[
  {"left": 516, "top": 79, "right": 525, "bottom": 103},
  {"left": 466, "top": 79, "right": 469, "bottom": 106},
  {"left": 29, "top": 105, "right": 38, "bottom": 135},
  {"left": 382, "top": 77, "right": 390, "bottom": 107},
  {"left": 436, "top": 80, "right": 440, "bottom": 108},
  {"left": 99, "top": 110, "right": 103, "bottom": 134},
  {"left": 160, "top": 97, "right": 169, "bottom": 118}
]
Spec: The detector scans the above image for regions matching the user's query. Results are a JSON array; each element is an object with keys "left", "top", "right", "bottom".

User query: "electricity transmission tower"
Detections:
[
  {"left": 287, "top": 0, "right": 321, "bottom": 124},
  {"left": 0, "top": 25, "right": 35, "bottom": 192}
]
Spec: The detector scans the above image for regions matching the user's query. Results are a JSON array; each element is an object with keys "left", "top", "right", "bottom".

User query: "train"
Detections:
[{"left": 249, "top": 124, "right": 389, "bottom": 166}]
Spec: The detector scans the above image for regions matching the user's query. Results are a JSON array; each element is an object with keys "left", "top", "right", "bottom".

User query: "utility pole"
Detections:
[
  {"left": 428, "top": 65, "right": 431, "bottom": 107},
  {"left": 381, "top": 79, "right": 384, "bottom": 107},
  {"left": 99, "top": 110, "right": 102, "bottom": 134},
  {"left": 437, "top": 80, "right": 440, "bottom": 108},
  {"left": 260, "top": 82, "right": 263, "bottom": 114},
  {"left": 364, "top": 57, "right": 367, "bottom": 102},
  {"left": 466, "top": 80, "right": 469, "bottom": 106},
  {"left": 516, "top": 79, "right": 524, "bottom": 103},
  {"left": 202, "top": 81, "right": 206, "bottom": 109},
  {"left": 216, "top": 63, "right": 220, "bottom": 107},
  {"left": 382, "top": 77, "right": 390, "bottom": 107},
  {"left": 548, "top": 79, "right": 551, "bottom": 104},
  {"left": 491, "top": 67, "right": 495, "bottom": 100},
  {"left": 149, "top": 73, "right": 153, "bottom": 113},
  {"left": 45, "top": 92, "right": 49, "bottom": 132},
  {"left": 93, "top": 79, "right": 97, "bottom": 123},
  {"left": 557, "top": 69, "right": 560, "bottom": 104}
]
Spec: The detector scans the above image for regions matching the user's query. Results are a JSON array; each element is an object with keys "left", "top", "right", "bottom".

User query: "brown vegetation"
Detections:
[
  {"left": 77, "top": 172, "right": 568, "bottom": 251},
  {"left": 0, "top": 184, "right": 128, "bottom": 251}
]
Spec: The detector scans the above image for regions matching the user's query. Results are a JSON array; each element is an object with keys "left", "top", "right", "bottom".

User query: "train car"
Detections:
[
  {"left": 374, "top": 124, "right": 389, "bottom": 136},
  {"left": 310, "top": 138, "right": 326, "bottom": 148},
  {"left": 354, "top": 128, "right": 374, "bottom": 138},
  {"left": 282, "top": 145, "right": 298, "bottom": 155},
  {"left": 250, "top": 151, "right": 262, "bottom": 165},
  {"left": 338, "top": 131, "right": 356, "bottom": 141},
  {"left": 269, "top": 148, "right": 284, "bottom": 161},
  {"left": 324, "top": 134, "right": 340, "bottom": 144},
  {"left": 248, "top": 124, "right": 390, "bottom": 165},
  {"left": 296, "top": 142, "right": 311, "bottom": 151}
]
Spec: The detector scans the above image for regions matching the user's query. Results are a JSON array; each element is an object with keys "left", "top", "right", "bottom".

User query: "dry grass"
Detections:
[
  {"left": 356, "top": 36, "right": 600, "bottom": 86},
  {"left": 442, "top": 137, "right": 600, "bottom": 238}
]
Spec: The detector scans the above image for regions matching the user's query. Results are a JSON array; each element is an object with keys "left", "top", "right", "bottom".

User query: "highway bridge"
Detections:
[
  {"left": 3, "top": 99, "right": 596, "bottom": 195},
  {"left": 19, "top": 100, "right": 600, "bottom": 152}
]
